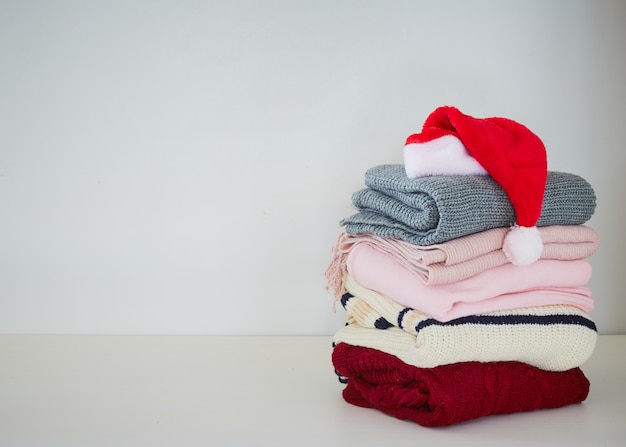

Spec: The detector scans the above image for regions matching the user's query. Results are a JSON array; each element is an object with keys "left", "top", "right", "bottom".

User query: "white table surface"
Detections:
[{"left": 1, "top": 334, "right": 624, "bottom": 447}]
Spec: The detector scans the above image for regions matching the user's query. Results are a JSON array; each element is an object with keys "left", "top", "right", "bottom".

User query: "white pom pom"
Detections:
[{"left": 502, "top": 225, "right": 543, "bottom": 266}]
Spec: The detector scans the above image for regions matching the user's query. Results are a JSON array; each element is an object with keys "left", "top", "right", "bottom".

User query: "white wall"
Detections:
[{"left": 1, "top": 0, "right": 624, "bottom": 335}]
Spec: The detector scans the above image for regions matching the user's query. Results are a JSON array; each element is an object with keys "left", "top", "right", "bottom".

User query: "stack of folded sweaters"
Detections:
[{"left": 325, "top": 106, "right": 600, "bottom": 427}]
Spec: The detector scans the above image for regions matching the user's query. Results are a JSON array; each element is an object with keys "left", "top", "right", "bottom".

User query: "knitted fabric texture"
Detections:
[
  {"left": 334, "top": 276, "right": 597, "bottom": 371},
  {"left": 325, "top": 225, "right": 600, "bottom": 297},
  {"left": 332, "top": 343, "right": 590, "bottom": 427},
  {"left": 341, "top": 165, "right": 596, "bottom": 246},
  {"left": 346, "top": 245, "right": 593, "bottom": 322}
]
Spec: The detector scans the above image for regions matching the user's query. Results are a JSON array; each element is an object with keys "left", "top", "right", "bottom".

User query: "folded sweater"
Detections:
[
  {"left": 332, "top": 343, "right": 590, "bottom": 427},
  {"left": 346, "top": 245, "right": 593, "bottom": 321},
  {"left": 334, "top": 276, "right": 597, "bottom": 371},
  {"left": 325, "top": 225, "right": 600, "bottom": 297},
  {"left": 341, "top": 165, "right": 596, "bottom": 246}
]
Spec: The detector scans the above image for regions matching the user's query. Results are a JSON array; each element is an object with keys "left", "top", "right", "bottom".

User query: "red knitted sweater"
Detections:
[{"left": 332, "top": 343, "right": 590, "bottom": 427}]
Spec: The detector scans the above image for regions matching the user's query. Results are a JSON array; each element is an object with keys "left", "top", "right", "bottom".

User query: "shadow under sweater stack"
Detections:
[{"left": 325, "top": 106, "right": 600, "bottom": 427}]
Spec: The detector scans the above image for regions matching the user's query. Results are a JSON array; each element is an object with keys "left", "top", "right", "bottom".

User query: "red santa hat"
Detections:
[{"left": 403, "top": 106, "right": 548, "bottom": 266}]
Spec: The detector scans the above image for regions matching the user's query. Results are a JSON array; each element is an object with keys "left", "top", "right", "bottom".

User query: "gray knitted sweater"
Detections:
[{"left": 340, "top": 164, "right": 596, "bottom": 246}]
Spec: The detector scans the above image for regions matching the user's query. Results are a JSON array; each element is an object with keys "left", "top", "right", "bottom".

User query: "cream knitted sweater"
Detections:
[{"left": 333, "top": 276, "right": 597, "bottom": 371}]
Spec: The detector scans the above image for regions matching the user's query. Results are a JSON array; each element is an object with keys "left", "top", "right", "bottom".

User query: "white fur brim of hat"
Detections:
[{"left": 403, "top": 135, "right": 488, "bottom": 179}]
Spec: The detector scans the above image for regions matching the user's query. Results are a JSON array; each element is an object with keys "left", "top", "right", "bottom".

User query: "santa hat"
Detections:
[{"left": 403, "top": 106, "right": 548, "bottom": 266}]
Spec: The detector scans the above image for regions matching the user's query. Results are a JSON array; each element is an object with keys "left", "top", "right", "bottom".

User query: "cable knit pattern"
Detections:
[
  {"left": 341, "top": 165, "right": 597, "bottom": 246},
  {"left": 333, "top": 276, "right": 597, "bottom": 371},
  {"left": 332, "top": 343, "right": 591, "bottom": 427}
]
